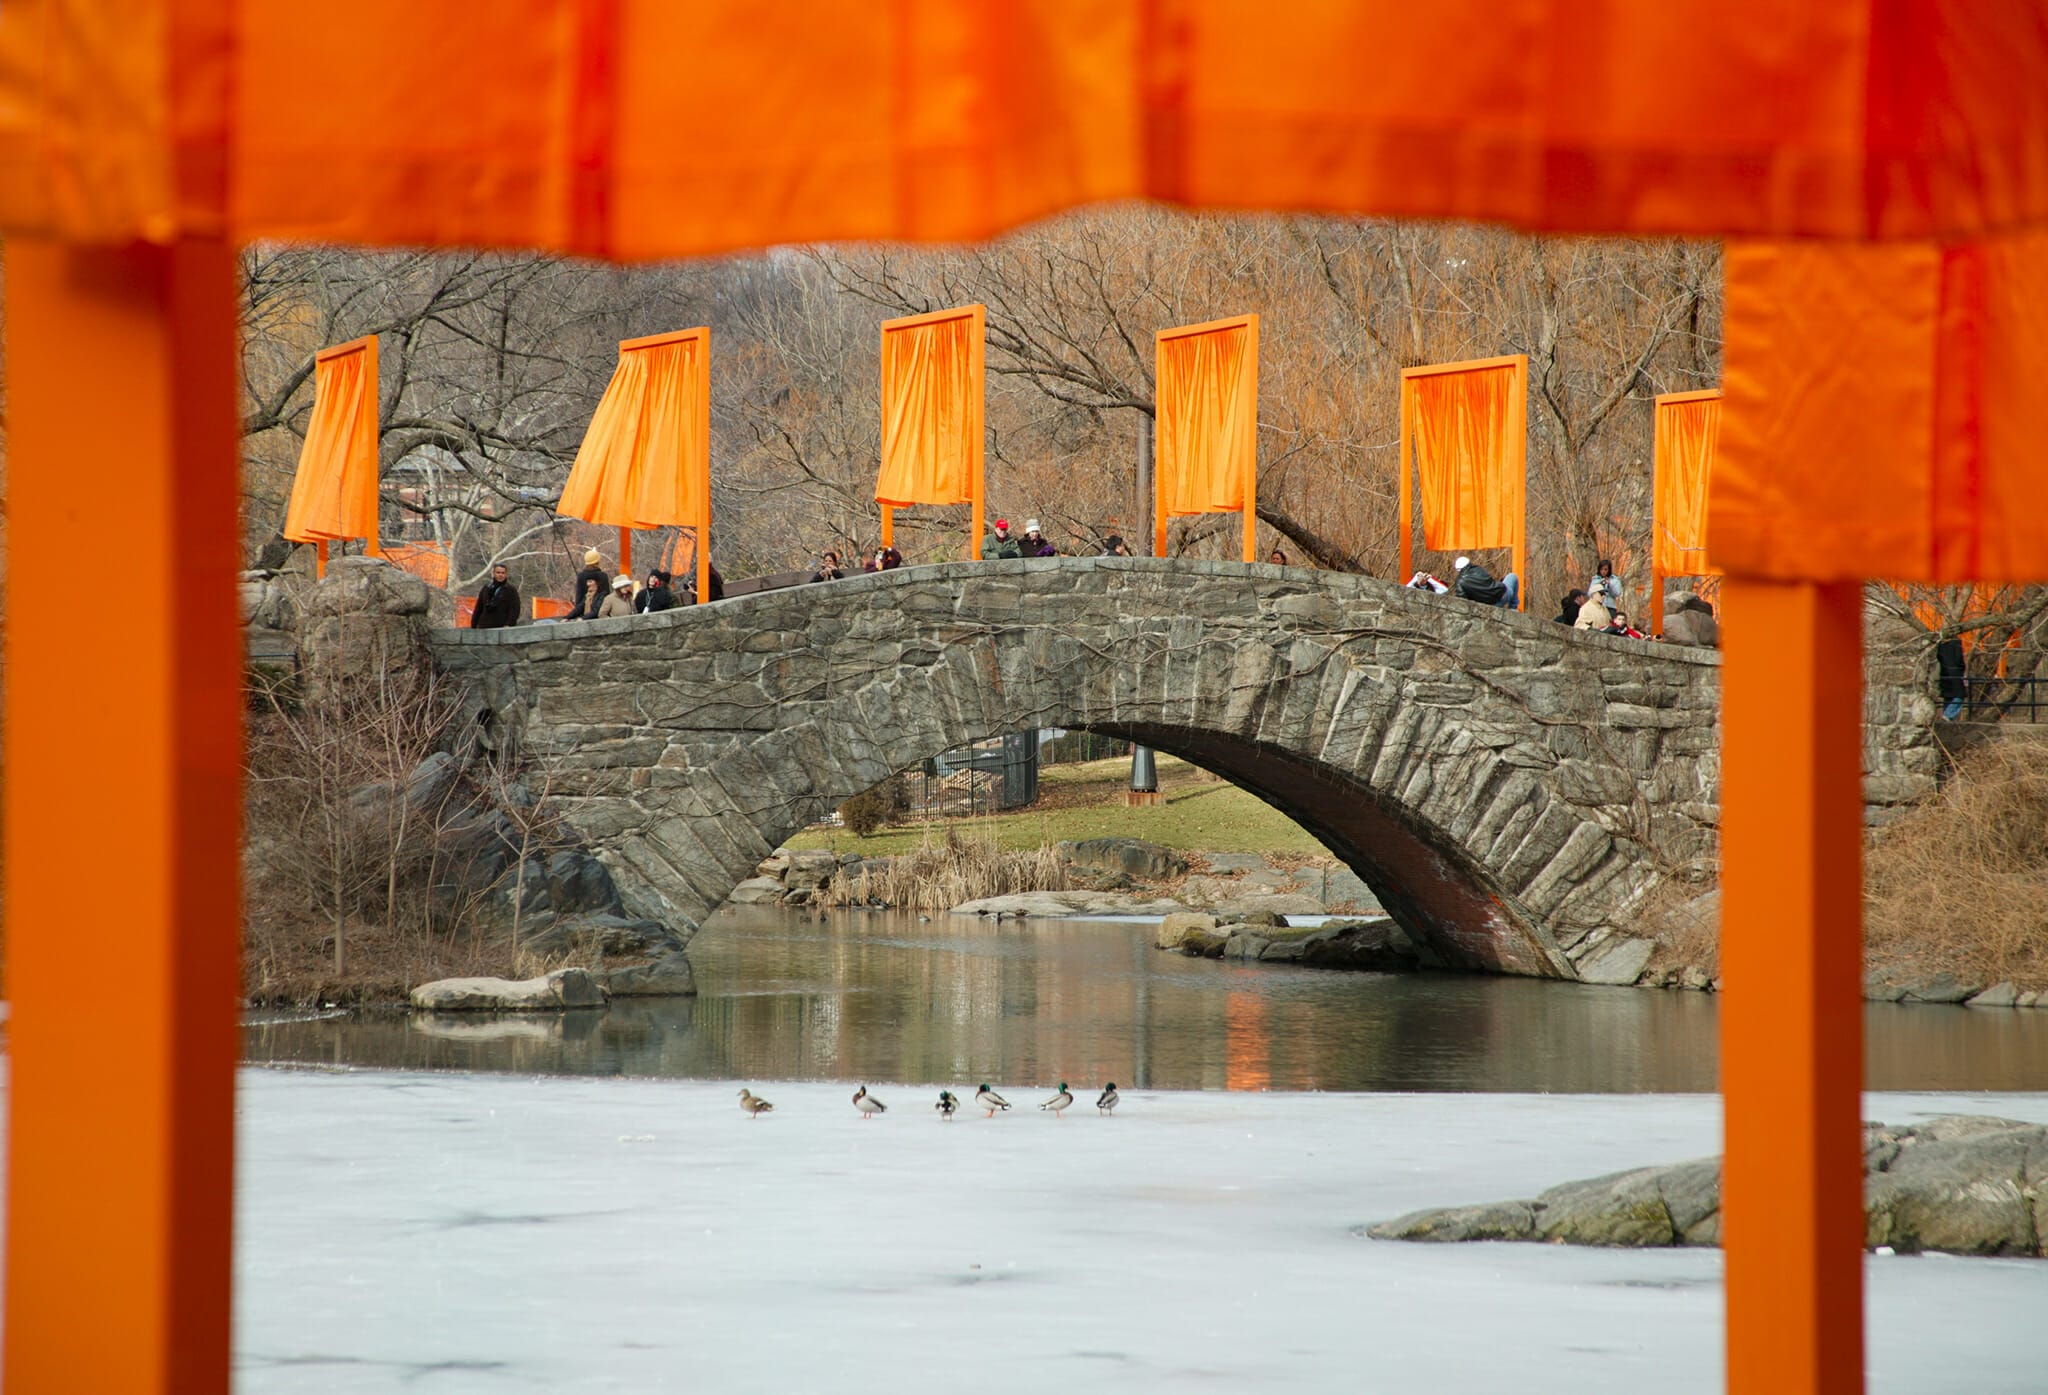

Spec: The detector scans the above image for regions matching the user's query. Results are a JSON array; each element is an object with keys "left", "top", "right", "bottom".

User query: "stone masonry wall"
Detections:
[{"left": 428, "top": 559, "right": 1773, "bottom": 981}]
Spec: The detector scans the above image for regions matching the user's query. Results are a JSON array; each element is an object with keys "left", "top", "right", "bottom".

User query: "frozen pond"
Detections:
[
  {"left": 233, "top": 1072, "right": 2048, "bottom": 1393},
  {"left": 244, "top": 908, "right": 2048, "bottom": 1092}
]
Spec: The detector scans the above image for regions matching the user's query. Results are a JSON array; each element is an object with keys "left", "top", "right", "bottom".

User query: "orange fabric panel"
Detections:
[
  {"left": 1716, "top": 235, "right": 2048, "bottom": 582},
  {"left": 877, "top": 307, "right": 982, "bottom": 509},
  {"left": 11, "top": 4, "right": 2048, "bottom": 252},
  {"left": 532, "top": 596, "right": 573, "bottom": 620},
  {"left": 1155, "top": 316, "right": 1257, "bottom": 517},
  {"left": 281, "top": 337, "right": 379, "bottom": 544},
  {"left": 1406, "top": 359, "right": 1523, "bottom": 552},
  {"left": 383, "top": 542, "right": 449, "bottom": 590},
  {"left": 1653, "top": 391, "right": 1722, "bottom": 577},
  {"left": 559, "top": 328, "right": 709, "bottom": 530}
]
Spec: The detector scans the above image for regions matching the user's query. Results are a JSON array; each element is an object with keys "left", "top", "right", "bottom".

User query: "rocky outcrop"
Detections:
[
  {"left": 410, "top": 967, "right": 608, "bottom": 1012},
  {"left": 1369, "top": 1115, "right": 2048, "bottom": 1258},
  {"left": 1063, "top": 837, "right": 1188, "bottom": 881},
  {"left": 297, "top": 555, "right": 437, "bottom": 705},
  {"left": 1157, "top": 913, "right": 1418, "bottom": 971}
]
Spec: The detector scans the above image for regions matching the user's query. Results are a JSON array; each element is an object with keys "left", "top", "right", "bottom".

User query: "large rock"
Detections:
[
  {"left": 297, "top": 556, "right": 438, "bottom": 703},
  {"left": 1370, "top": 1115, "right": 2048, "bottom": 1258},
  {"left": 1574, "top": 934, "right": 1656, "bottom": 986},
  {"left": 1064, "top": 837, "right": 1189, "bottom": 881},
  {"left": 410, "top": 967, "right": 608, "bottom": 1012},
  {"left": 782, "top": 850, "right": 841, "bottom": 891},
  {"left": 951, "top": 892, "right": 1187, "bottom": 918},
  {"left": 724, "top": 876, "right": 788, "bottom": 905},
  {"left": 1296, "top": 919, "right": 1418, "bottom": 971},
  {"left": 601, "top": 952, "right": 698, "bottom": 997},
  {"left": 1156, "top": 912, "right": 1219, "bottom": 950}
]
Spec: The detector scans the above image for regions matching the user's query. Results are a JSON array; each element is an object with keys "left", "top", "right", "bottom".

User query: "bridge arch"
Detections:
[{"left": 432, "top": 558, "right": 1727, "bottom": 979}]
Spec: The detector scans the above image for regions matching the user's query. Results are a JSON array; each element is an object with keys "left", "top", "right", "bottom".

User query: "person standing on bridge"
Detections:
[
  {"left": 635, "top": 569, "right": 675, "bottom": 614},
  {"left": 1588, "top": 559, "right": 1623, "bottom": 612},
  {"left": 987, "top": 518, "right": 1023, "bottom": 560},
  {"left": 1021, "top": 520, "right": 1056, "bottom": 557},
  {"left": 1555, "top": 588, "right": 1587, "bottom": 624},
  {"left": 1102, "top": 534, "right": 1132, "bottom": 557},
  {"left": 469, "top": 563, "right": 520, "bottom": 630},
  {"left": 568, "top": 548, "right": 609, "bottom": 620},
  {"left": 810, "top": 551, "right": 846, "bottom": 583},
  {"left": 595, "top": 573, "right": 636, "bottom": 620}
]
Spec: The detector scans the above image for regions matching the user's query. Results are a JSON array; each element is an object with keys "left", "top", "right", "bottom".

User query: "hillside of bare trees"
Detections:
[{"left": 239, "top": 208, "right": 1723, "bottom": 617}]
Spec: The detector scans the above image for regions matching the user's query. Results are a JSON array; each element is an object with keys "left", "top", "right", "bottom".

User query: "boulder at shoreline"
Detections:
[
  {"left": 1369, "top": 1115, "right": 2048, "bottom": 1258},
  {"left": 411, "top": 967, "right": 608, "bottom": 1012}
]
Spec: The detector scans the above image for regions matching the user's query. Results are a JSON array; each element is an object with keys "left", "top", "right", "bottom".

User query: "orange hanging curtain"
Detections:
[
  {"left": 1653, "top": 390, "right": 1721, "bottom": 578},
  {"left": 1154, "top": 314, "right": 1258, "bottom": 561},
  {"left": 282, "top": 336, "right": 380, "bottom": 552},
  {"left": 877, "top": 304, "right": 984, "bottom": 557},
  {"left": 10, "top": 4, "right": 2048, "bottom": 253},
  {"left": 1398, "top": 355, "right": 1527, "bottom": 597},
  {"left": 1715, "top": 234, "right": 2048, "bottom": 584},
  {"left": 559, "top": 328, "right": 710, "bottom": 532}
]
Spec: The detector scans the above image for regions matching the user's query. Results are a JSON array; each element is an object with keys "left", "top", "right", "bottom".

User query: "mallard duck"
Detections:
[
  {"left": 1095, "top": 1083, "right": 1119, "bottom": 1115},
  {"left": 975, "top": 1084, "right": 1011, "bottom": 1117},
  {"left": 935, "top": 1090, "right": 959, "bottom": 1120},
  {"left": 1040, "top": 1082, "right": 1073, "bottom": 1116},
  {"left": 853, "top": 1085, "right": 887, "bottom": 1119},
  {"left": 738, "top": 1088, "right": 774, "bottom": 1119}
]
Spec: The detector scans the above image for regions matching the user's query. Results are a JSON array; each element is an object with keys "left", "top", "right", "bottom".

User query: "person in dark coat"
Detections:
[
  {"left": 568, "top": 548, "right": 609, "bottom": 620},
  {"left": 634, "top": 569, "right": 675, "bottom": 613},
  {"left": 706, "top": 562, "right": 725, "bottom": 602},
  {"left": 1555, "top": 588, "right": 1588, "bottom": 624},
  {"left": 1937, "top": 635, "right": 1968, "bottom": 719},
  {"left": 810, "top": 550, "right": 846, "bottom": 583},
  {"left": 470, "top": 563, "right": 521, "bottom": 629},
  {"left": 1103, "top": 534, "right": 1132, "bottom": 557},
  {"left": 1451, "top": 555, "right": 1504, "bottom": 605},
  {"left": 1021, "top": 519, "right": 1056, "bottom": 557}
]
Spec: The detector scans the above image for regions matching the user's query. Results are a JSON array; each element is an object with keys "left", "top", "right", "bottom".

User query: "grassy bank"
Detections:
[{"left": 786, "top": 753, "right": 1338, "bottom": 859}]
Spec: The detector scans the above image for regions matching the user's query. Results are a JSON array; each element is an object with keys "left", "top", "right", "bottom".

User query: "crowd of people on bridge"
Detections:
[{"left": 466, "top": 523, "right": 1697, "bottom": 646}]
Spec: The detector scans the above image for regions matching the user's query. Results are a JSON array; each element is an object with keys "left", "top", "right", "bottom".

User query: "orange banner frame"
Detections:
[
  {"left": 877, "top": 304, "right": 985, "bottom": 560},
  {"left": 1154, "top": 314, "right": 1259, "bottom": 563},
  {"left": 559, "top": 327, "right": 714, "bottom": 606},
  {"left": 1398, "top": 354, "right": 1528, "bottom": 609},
  {"left": 282, "top": 335, "right": 382, "bottom": 577},
  {"left": 1651, "top": 388, "right": 1723, "bottom": 636}
]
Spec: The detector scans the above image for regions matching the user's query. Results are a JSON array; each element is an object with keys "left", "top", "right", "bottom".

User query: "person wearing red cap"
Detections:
[{"left": 986, "top": 517, "right": 1023, "bottom": 560}]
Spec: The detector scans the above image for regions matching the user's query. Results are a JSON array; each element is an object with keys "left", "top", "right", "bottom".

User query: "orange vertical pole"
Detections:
[
  {"left": 315, "top": 538, "right": 329, "bottom": 578},
  {"left": 1722, "top": 576, "right": 1865, "bottom": 1395},
  {"left": 1243, "top": 314, "right": 1260, "bottom": 564},
  {"left": 970, "top": 304, "right": 986, "bottom": 560},
  {"left": 880, "top": 504, "right": 894, "bottom": 549},
  {"left": 1509, "top": 354, "right": 1528, "bottom": 609},
  {"left": 1397, "top": 376, "right": 1413, "bottom": 585},
  {"left": 619, "top": 526, "right": 632, "bottom": 579},
  {"left": 696, "top": 331, "right": 714, "bottom": 606},
  {"left": 6, "top": 239, "right": 242, "bottom": 1395}
]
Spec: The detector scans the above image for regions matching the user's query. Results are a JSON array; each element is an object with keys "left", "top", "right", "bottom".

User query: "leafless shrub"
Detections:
[
  {"left": 825, "top": 827, "right": 1069, "bottom": 912},
  {"left": 1866, "top": 738, "right": 2048, "bottom": 989}
]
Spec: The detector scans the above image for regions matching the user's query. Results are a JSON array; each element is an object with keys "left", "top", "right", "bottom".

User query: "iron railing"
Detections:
[{"left": 1955, "top": 675, "right": 2047, "bottom": 723}]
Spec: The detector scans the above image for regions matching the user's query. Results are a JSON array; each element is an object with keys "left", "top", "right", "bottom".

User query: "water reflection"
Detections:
[{"left": 241, "top": 907, "right": 2048, "bottom": 1092}]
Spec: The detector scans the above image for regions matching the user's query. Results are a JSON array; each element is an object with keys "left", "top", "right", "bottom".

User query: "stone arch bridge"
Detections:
[{"left": 428, "top": 558, "right": 1935, "bottom": 981}]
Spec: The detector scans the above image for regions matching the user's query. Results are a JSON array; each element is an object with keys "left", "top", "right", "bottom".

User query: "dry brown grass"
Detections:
[
  {"left": 1866, "top": 738, "right": 2048, "bottom": 990},
  {"left": 824, "top": 827, "right": 1070, "bottom": 912}
]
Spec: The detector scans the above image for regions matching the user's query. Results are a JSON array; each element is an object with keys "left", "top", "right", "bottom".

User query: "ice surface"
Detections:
[{"left": 233, "top": 1072, "right": 2048, "bottom": 1393}]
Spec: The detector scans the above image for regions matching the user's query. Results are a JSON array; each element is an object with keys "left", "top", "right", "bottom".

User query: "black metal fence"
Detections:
[{"left": 1956, "top": 675, "right": 2047, "bottom": 723}]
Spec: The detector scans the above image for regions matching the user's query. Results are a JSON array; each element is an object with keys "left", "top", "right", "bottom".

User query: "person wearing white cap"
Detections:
[
  {"left": 594, "top": 572, "right": 637, "bottom": 620},
  {"left": 1021, "top": 518, "right": 1057, "bottom": 558}
]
